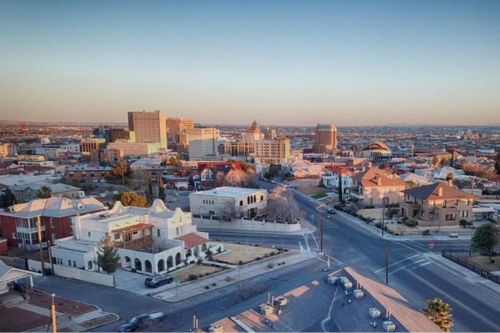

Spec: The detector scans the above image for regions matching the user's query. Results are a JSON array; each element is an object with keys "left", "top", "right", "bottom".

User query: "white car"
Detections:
[{"left": 275, "top": 295, "right": 288, "bottom": 306}]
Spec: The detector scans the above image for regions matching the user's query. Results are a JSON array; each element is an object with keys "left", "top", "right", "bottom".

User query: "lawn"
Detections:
[
  {"left": 469, "top": 256, "right": 500, "bottom": 272},
  {"left": 357, "top": 208, "right": 384, "bottom": 220},
  {"left": 311, "top": 192, "right": 328, "bottom": 200},
  {"left": 170, "top": 264, "right": 225, "bottom": 282},
  {"left": 214, "top": 242, "right": 279, "bottom": 265},
  {"left": 0, "top": 306, "right": 49, "bottom": 332}
]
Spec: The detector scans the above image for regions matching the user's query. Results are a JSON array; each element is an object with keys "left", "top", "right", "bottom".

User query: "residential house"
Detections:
[
  {"left": 400, "top": 180, "right": 475, "bottom": 227},
  {"left": 321, "top": 166, "right": 353, "bottom": 195},
  {"left": 351, "top": 168, "right": 406, "bottom": 207}
]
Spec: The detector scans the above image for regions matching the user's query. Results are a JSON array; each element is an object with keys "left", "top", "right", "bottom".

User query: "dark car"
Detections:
[
  {"left": 119, "top": 322, "right": 140, "bottom": 332},
  {"left": 145, "top": 275, "right": 174, "bottom": 288}
]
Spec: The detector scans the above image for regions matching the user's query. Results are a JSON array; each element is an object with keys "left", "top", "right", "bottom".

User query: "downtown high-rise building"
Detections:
[
  {"left": 313, "top": 123, "right": 337, "bottom": 154},
  {"left": 127, "top": 110, "right": 167, "bottom": 148}
]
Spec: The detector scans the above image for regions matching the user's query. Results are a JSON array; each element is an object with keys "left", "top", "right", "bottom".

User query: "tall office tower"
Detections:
[
  {"left": 166, "top": 118, "right": 194, "bottom": 145},
  {"left": 313, "top": 124, "right": 337, "bottom": 155},
  {"left": 128, "top": 110, "right": 167, "bottom": 148},
  {"left": 181, "top": 127, "right": 220, "bottom": 160}
]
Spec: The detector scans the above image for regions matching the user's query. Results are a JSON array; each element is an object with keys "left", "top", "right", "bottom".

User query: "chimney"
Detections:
[
  {"left": 447, "top": 178, "right": 453, "bottom": 187},
  {"left": 437, "top": 186, "right": 443, "bottom": 197},
  {"left": 376, "top": 176, "right": 382, "bottom": 186}
]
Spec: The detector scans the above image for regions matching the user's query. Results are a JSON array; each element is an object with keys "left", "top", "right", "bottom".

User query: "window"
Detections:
[
  {"left": 157, "top": 229, "right": 161, "bottom": 237},
  {"left": 73, "top": 261, "right": 76, "bottom": 267},
  {"left": 114, "top": 233, "right": 120, "bottom": 240},
  {"left": 68, "top": 260, "right": 71, "bottom": 266},
  {"left": 88, "top": 231, "right": 91, "bottom": 237},
  {"left": 260, "top": 195, "right": 264, "bottom": 201},
  {"left": 240, "top": 200, "right": 243, "bottom": 206}
]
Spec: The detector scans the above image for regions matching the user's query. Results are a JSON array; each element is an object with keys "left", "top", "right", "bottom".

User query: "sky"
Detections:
[{"left": 1, "top": 0, "right": 499, "bottom": 126}]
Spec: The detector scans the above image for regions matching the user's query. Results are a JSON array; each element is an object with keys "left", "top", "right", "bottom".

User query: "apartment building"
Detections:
[
  {"left": 106, "top": 140, "right": 162, "bottom": 158},
  {"left": 65, "top": 164, "right": 112, "bottom": 183},
  {"left": 351, "top": 167, "right": 406, "bottom": 207},
  {"left": 128, "top": 111, "right": 167, "bottom": 148},
  {"left": 51, "top": 200, "right": 219, "bottom": 274},
  {"left": 0, "top": 197, "right": 106, "bottom": 248},
  {"left": 400, "top": 180, "right": 475, "bottom": 227}
]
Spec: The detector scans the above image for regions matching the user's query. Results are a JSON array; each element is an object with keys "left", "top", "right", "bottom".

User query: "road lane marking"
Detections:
[
  {"left": 303, "top": 235, "right": 311, "bottom": 252},
  {"left": 389, "top": 259, "right": 431, "bottom": 275},
  {"left": 310, "top": 232, "right": 320, "bottom": 250},
  {"left": 321, "top": 284, "right": 339, "bottom": 332},
  {"left": 299, "top": 241, "right": 304, "bottom": 251},
  {"left": 374, "top": 254, "right": 421, "bottom": 273}
]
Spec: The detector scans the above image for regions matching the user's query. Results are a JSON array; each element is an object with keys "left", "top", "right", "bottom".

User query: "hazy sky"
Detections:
[{"left": 1, "top": 0, "right": 499, "bottom": 126}]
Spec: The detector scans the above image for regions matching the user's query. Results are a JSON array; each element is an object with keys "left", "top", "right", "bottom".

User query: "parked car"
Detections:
[
  {"left": 327, "top": 208, "right": 336, "bottom": 215},
  {"left": 145, "top": 275, "right": 174, "bottom": 288}
]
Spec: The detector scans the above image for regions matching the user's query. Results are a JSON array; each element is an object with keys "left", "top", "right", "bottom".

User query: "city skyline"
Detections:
[{"left": 1, "top": 0, "right": 500, "bottom": 126}]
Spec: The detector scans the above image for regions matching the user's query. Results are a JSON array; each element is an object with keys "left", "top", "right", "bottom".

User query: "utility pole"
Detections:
[
  {"left": 37, "top": 215, "right": 45, "bottom": 275},
  {"left": 319, "top": 217, "right": 323, "bottom": 254},
  {"left": 51, "top": 293, "right": 57, "bottom": 333},
  {"left": 384, "top": 245, "right": 389, "bottom": 285}
]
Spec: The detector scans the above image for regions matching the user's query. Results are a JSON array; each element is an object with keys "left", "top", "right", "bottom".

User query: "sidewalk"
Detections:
[
  {"left": 11, "top": 298, "right": 119, "bottom": 332},
  {"left": 335, "top": 210, "right": 472, "bottom": 242},
  {"left": 152, "top": 251, "right": 316, "bottom": 302}
]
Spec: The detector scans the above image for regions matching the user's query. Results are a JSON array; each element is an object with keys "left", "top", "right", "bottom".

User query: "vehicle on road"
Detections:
[
  {"left": 148, "top": 312, "right": 165, "bottom": 321},
  {"left": 145, "top": 275, "right": 174, "bottom": 288},
  {"left": 327, "top": 208, "right": 336, "bottom": 215},
  {"left": 119, "top": 322, "right": 139, "bottom": 332}
]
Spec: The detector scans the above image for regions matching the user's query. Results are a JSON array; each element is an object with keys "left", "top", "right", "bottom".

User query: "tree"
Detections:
[
  {"left": 0, "top": 189, "right": 16, "bottom": 209},
  {"left": 266, "top": 185, "right": 303, "bottom": 223},
  {"left": 115, "top": 192, "right": 148, "bottom": 207},
  {"left": 459, "top": 219, "right": 469, "bottom": 228},
  {"left": 425, "top": 298, "right": 453, "bottom": 332},
  {"left": 471, "top": 223, "right": 499, "bottom": 258},
  {"left": 97, "top": 234, "right": 120, "bottom": 273},
  {"left": 221, "top": 201, "right": 236, "bottom": 221},
  {"left": 37, "top": 186, "right": 52, "bottom": 199},
  {"left": 110, "top": 161, "right": 130, "bottom": 185}
]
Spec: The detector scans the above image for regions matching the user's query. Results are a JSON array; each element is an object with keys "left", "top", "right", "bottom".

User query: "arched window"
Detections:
[
  {"left": 145, "top": 260, "right": 152, "bottom": 273},
  {"left": 175, "top": 252, "right": 182, "bottom": 265},
  {"left": 134, "top": 258, "right": 142, "bottom": 271},
  {"left": 167, "top": 256, "right": 174, "bottom": 269},
  {"left": 157, "top": 259, "right": 165, "bottom": 272}
]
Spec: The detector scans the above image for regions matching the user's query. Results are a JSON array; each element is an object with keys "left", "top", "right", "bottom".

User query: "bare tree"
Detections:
[
  {"left": 221, "top": 201, "right": 237, "bottom": 221},
  {"left": 266, "top": 186, "right": 303, "bottom": 223}
]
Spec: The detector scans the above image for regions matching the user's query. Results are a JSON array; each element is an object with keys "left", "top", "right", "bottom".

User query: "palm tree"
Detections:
[{"left": 425, "top": 298, "right": 453, "bottom": 332}]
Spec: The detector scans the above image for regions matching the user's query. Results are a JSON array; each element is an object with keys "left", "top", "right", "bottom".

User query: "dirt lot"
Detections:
[
  {"left": 170, "top": 264, "right": 225, "bottom": 282},
  {"left": 469, "top": 256, "right": 500, "bottom": 271},
  {"left": 288, "top": 179, "right": 324, "bottom": 196},
  {"left": 214, "top": 242, "right": 279, "bottom": 265},
  {"left": 357, "top": 208, "right": 384, "bottom": 220},
  {"left": 0, "top": 306, "right": 49, "bottom": 332},
  {"left": 27, "top": 289, "right": 97, "bottom": 315}
]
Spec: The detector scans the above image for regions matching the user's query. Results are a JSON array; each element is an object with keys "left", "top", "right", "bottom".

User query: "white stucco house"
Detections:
[
  {"left": 51, "top": 199, "right": 222, "bottom": 275},
  {"left": 189, "top": 187, "right": 268, "bottom": 219}
]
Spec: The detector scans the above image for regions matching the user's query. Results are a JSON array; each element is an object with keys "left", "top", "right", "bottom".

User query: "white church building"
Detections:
[{"left": 51, "top": 199, "right": 222, "bottom": 275}]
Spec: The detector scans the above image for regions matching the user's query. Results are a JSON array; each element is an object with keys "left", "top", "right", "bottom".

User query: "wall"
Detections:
[
  {"left": 193, "top": 217, "right": 301, "bottom": 233},
  {"left": 27, "top": 259, "right": 114, "bottom": 287}
]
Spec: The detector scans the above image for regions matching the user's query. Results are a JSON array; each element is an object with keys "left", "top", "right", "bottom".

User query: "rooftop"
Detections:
[
  {"left": 192, "top": 186, "right": 264, "bottom": 197},
  {"left": 403, "top": 181, "right": 475, "bottom": 201}
]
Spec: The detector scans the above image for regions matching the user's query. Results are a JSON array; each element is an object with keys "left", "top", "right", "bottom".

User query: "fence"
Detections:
[
  {"left": 27, "top": 259, "right": 115, "bottom": 287},
  {"left": 193, "top": 216, "right": 301, "bottom": 233},
  {"left": 441, "top": 249, "right": 500, "bottom": 284}
]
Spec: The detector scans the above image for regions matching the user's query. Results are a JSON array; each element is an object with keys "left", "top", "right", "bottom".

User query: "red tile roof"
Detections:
[{"left": 176, "top": 232, "right": 209, "bottom": 249}]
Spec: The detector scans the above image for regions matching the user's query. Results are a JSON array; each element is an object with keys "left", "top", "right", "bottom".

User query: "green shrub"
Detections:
[
  {"left": 422, "top": 229, "right": 431, "bottom": 236},
  {"left": 238, "top": 260, "right": 244, "bottom": 266},
  {"left": 188, "top": 274, "right": 198, "bottom": 281},
  {"left": 403, "top": 219, "right": 418, "bottom": 227}
]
